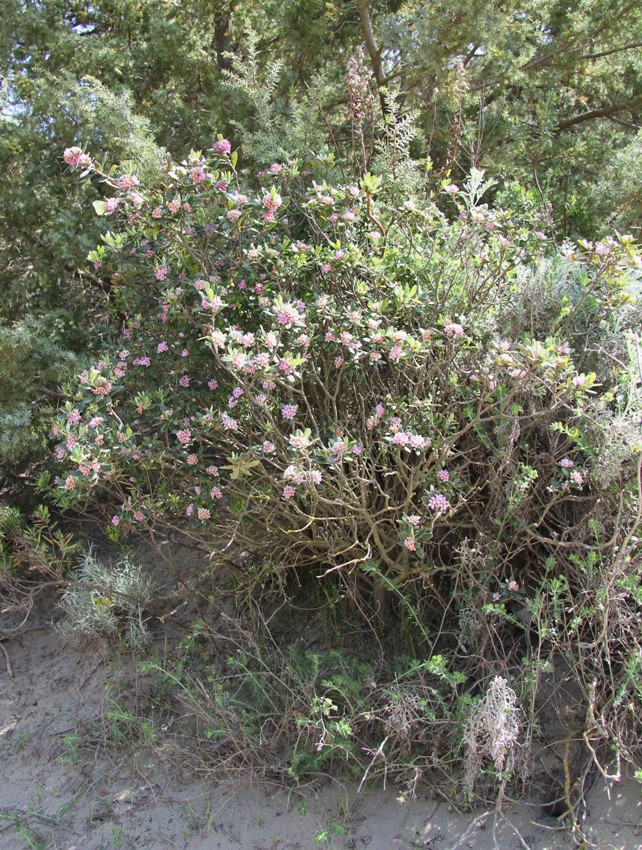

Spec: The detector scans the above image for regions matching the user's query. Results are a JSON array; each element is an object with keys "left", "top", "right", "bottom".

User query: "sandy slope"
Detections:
[{"left": 1, "top": 595, "right": 641, "bottom": 850}]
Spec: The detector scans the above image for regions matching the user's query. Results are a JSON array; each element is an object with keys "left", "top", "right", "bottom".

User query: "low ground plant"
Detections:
[{"left": 55, "top": 547, "right": 156, "bottom": 650}]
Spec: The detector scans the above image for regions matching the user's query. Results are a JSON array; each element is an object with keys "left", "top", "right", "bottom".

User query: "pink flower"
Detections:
[
  {"left": 111, "top": 515, "right": 120, "bottom": 526},
  {"left": 154, "top": 266, "right": 169, "bottom": 281},
  {"left": 67, "top": 408, "right": 81, "bottom": 426},
  {"left": 335, "top": 356, "right": 345, "bottom": 368},
  {"left": 221, "top": 413, "right": 238, "bottom": 430},
  {"left": 437, "top": 470, "right": 450, "bottom": 482},
  {"left": 262, "top": 441, "right": 276, "bottom": 454},
  {"left": 133, "top": 511, "right": 145, "bottom": 522},
  {"left": 558, "top": 458, "right": 574, "bottom": 468},
  {"left": 262, "top": 192, "right": 282, "bottom": 212},
  {"left": 186, "top": 504, "right": 194, "bottom": 517},
  {"left": 210, "top": 330, "right": 226, "bottom": 349},
  {"left": 444, "top": 184, "right": 459, "bottom": 195},
  {"left": 207, "top": 465, "right": 219, "bottom": 476},
  {"left": 63, "top": 147, "right": 91, "bottom": 169},
  {"left": 230, "top": 351, "right": 249, "bottom": 370},
  {"left": 281, "top": 404, "right": 298, "bottom": 420},
  {"left": 389, "top": 344, "right": 403, "bottom": 362},
  {"left": 64, "top": 475, "right": 76, "bottom": 491},
  {"left": 407, "top": 515, "right": 421, "bottom": 526},
  {"left": 571, "top": 471, "right": 584, "bottom": 487},
  {"left": 104, "top": 197, "right": 119, "bottom": 214},
  {"left": 282, "top": 485, "right": 297, "bottom": 500},
  {"left": 177, "top": 429, "right": 191, "bottom": 445},
  {"left": 117, "top": 174, "right": 139, "bottom": 191},
  {"left": 404, "top": 537, "right": 416, "bottom": 552},
  {"left": 277, "top": 305, "right": 302, "bottom": 326},
  {"left": 157, "top": 341, "right": 168, "bottom": 353},
  {"left": 213, "top": 139, "right": 232, "bottom": 154},
  {"left": 190, "top": 166, "right": 206, "bottom": 184},
  {"left": 197, "top": 507, "right": 211, "bottom": 521},
  {"left": 428, "top": 494, "right": 449, "bottom": 513},
  {"left": 179, "top": 374, "right": 190, "bottom": 387},
  {"left": 187, "top": 454, "right": 198, "bottom": 465},
  {"left": 444, "top": 321, "right": 464, "bottom": 338},
  {"left": 283, "top": 465, "right": 299, "bottom": 482},
  {"left": 210, "top": 487, "right": 222, "bottom": 500},
  {"left": 92, "top": 381, "right": 112, "bottom": 396},
  {"left": 227, "top": 209, "right": 242, "bottom": 223},
  {"left": 330, "top": 439, "right": 348, "bottom": 458},
  {"left": 151, "top": 207, "right": 163, "bottom": 218},
  {"left": 392, "top": 432, "right": 409, "bottom": 446}
]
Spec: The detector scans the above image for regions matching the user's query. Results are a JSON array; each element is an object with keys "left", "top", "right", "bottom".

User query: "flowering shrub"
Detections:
[
  {"left": 53, "top": 143, "right": 641, "bottom": 622},
  {"left": 48, "top": 138, "right": 642, "bottom": 796}
]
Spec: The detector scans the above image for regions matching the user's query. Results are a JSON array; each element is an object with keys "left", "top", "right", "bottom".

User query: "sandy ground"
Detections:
[{"left": 1, "top": 594, "right": 641, "bottom": 850}]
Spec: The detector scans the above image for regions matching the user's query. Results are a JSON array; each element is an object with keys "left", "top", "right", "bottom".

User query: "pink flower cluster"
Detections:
[
  {"left": 276, "top": 303, "right": 304, "bottom": 326},
  {"left": 117, "top": 174, "right": 139, "bottom": 191},
  {"left": 428, "top": 494, "right": 449, "bottom": 513},
  {"left": 390, "top": 431, "right": 431, "bottom": 450},
  {"left": 63, "top": 147, "right": 91, "bottom": 169},
  {"left": 443, "top": 321, "right": 464, "bottom": 338},
  {"left": 281, "top": 404, "right": 298, "bottom": 420}
]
